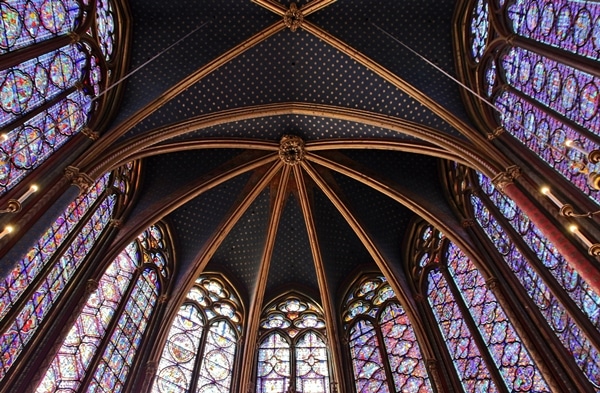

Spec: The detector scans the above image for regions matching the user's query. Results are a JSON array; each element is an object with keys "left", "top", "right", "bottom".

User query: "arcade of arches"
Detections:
[{"left": 1, "top": 0, "right": 600, "bottom": 392}]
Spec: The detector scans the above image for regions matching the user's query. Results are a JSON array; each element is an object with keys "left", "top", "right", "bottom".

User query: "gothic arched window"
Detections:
[
  {"left": 410, "top": 222, "right": 550, "bottom": 392},
  {"left": 35, "top": 222, "right": 172, "bottom": 393},
  {"left": 151, "top": 273, "right": 243, "bottom": 393},
  {"left": 458, "top": 0, "right": 600, "bottom": 206},
  {"left": 256, "top": 293, "right": 331, "bottom": 393},
  {"left": 0, "top": 161, "right": 137, "bottom": 384},
  {"left": 342, "top": 275, "right": 432, "bottom": 393},
  {"left": 0, "top": 0, "right": 127, "bottom": 196},
  {"left": 467, "top": 169, "right": 600, "bottom": 389}
]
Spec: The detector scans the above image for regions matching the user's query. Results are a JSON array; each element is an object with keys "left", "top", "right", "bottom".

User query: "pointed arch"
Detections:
[
  {"left": 150, "top": 273, "right": 243, "bottom": 393},
  {"left": 342, "top": 273, "right": 433, "bottom": 393},
  {"left": 255, "top": 291, "right": 332, "bottom": 393},
  {"left": 35, "top": 221, "right": 173, "bottom": 392},
  {"left": 0, "top": 0, "right": 131, "bottom": 197},
  {"left": 0, "top": 160, "right": 138, "bottom": 386}
]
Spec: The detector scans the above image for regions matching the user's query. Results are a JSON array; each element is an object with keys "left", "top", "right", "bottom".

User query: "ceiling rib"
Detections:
[
  {"left": 300, "top": 159, "right": 422, "bottom": 328},
  {"left": 106, "top": 153, "right": 279, "bottom": 270},
  {"left": 293, "top": 165, "right": 347, "bottom": 392},
  {"left": 300, "top": 20, "right": 510, "bottom": 169},
  {"left": 76, "top": 20, "right": 286, "bottom": 170},
  {"left": 240, "top": 164, "right": 291, "bottom": 393}
]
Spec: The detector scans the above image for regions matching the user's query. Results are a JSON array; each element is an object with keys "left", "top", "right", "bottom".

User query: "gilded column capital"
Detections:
[
  {"left": 485, "top": 277, "right": 499, "bottom": 291},
  {"left": 109, "top": 219, "right": 122, "bottom": 228},
  {"left": 86, "top": 279, "right": 99, "bottom": 294},
  {"left": 68, "top": 31, "right": 80, "bottom": 43},
  {"left": 487, "top": 126, "right": 504, "bottom": 140},
  {"left": 145, "top": 361, "right": 158, "bottom": 375},
  {"left": 81, "top": 127, "right": 100, "bottom": 141},
  {"left": 461, "top": 219, "right": 475, "bottom": 228},
  {"left": 65, "top": 166, "right": 95, "bottom": 193},
  {"left": 158, "top": 294, "right": 169, "bottom": 304},
  {"left": 491, "top": 165, "right": 520, "bottom": 193}
]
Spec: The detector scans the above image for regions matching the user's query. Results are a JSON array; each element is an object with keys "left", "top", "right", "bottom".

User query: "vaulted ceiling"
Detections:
[{"left": 95, "top": 0, "right": 487, "bottom": 308}]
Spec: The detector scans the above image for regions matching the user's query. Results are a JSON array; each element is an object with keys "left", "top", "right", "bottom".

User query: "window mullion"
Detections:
[
  {"left": 189, "top": 313, "right": 211, "bottom": 393},
  {"left": 478, "top": 190, "right": 600, "bottom": 349},
  {"left": 77, "top": 266, "right": 146, "bottom": 393},
  {"left": 0, "top": 190, "right": 114, "bottom": 335},
  {"left": 371, "top": 319, "right": 397, "bottom": 393},
  {"left": 440, "top": 266, "right": 510, "bottom": 393}
]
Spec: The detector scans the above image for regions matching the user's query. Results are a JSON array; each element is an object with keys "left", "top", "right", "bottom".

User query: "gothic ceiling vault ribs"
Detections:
[{"left": 85, "top": 0, "right": 502, "bottom": 321}]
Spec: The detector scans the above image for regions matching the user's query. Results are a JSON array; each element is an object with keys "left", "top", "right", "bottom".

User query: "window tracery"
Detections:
[
  {"left": 409, "top": 221, "right": 550, "bottom": 392},
  {"left": 0, "top": 0, "right": 126, "bottom": 196},
  {"left": 0, "top": 161, "right": 137, "bottom": 384},
  {"left": 458, "top": 0, "right": 600, "bottom": 207},
  {"left": 256, "top": 293, "right": 330, "bottom": 393},
  {"left": 342, "top": 274, "right": 432, "bottom": 393},
  {"left": 36, "top": 221, "right": 172, "bottom": 393},
  {"left": 151, "top": 273, "right": 242, "bottom": 393}
]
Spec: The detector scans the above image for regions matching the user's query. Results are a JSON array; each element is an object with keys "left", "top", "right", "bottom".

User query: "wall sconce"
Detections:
[
  {"left": 542, "top": 186, "right": 600, "bottom": 256},
  {"left": 569, "top": 225, "right": 600, "bottom": 256},
  {"left": 0, "top": 185, "right": 38, "bottom": 213},
  {"left": 565, "top": 139, "right": 600, "bottom": 190},
  {"left": 0, "top": 225, "right": 14, "bottom": 240}
]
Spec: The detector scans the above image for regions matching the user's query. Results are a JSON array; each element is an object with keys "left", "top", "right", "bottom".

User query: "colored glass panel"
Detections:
[
  {"left": 470, "top": 0, "right": 489, "bottom": 62},
  {"left": 380, "top": 303, "right": 432, "bottom": 393},
  {"left": 446, "top": 243, "right": 550, "bottom": 392},
  {"left": 471, "top": 178, "right": 600, "bottom": 389},
  {"left": 477, "top": 173, "right": 600, "bottom": 332},
  {"left": 88, "top": 268, "right": 160, "bottom": 393},
  {"left": 0, "top": 194, "right": 115, "bottom": 382},
  {"left": 95, "top": 0, "right": 115, "bottom": 60},
  {"left": 349, "top": 320, "right": 390, "bottom": 393},
  {"left": 0, "top": 172, "right": 109, "bottom": 321},
  {"left": 296, "top": 331, "right": 330, "bottom": 393},
  {"left": 428, "top": 269, "right": 499, "bottom": 392},
  {"left": 152, "top": 304, "right": 205, "bottom": 393},
  {"left": 0, "top": 0, "right": 81, "bottom": 54},
  {"left": 35, "top": 248, "right": 138, "bottom": 392},
  {"left": 195, "top": 320, "right": 237, "bottom": 393},
  {"left": 501, "top": 46, "right": 600, "bottom": 135},
  {"left": 507, "top": 0, "right": 600, "bottom": 61},
  {"left": 1, "top": 44, "right": 87, "bottom": 126},
  {"left": 493, "top": 89, "right": 600, "bottom": 204},
  {"left": 343, "top": 276, "right": 432, "bottom": 393},
  {"left": 257, "top": 332, "right": 291, "bottom": 393},
  {"left": 0, "top": 89, "right": 93, "bottom": 195}
]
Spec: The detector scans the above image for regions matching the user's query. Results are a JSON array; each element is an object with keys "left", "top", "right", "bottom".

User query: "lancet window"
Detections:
[
  {"left": 0, "top": 0, "right": 125, "bottom": 196},
  {"left": 151, "top": 273, "right": 243, "bottom": 393},
  {"left": 0, "top": 161, "right": 137, "bottom": 384},
  {"left": 459, "top": 0, "right": 600, "bottom": 206},
  {"left": 256, "top": 293, "right": 331, "bottom": 393},
  {"left": 409, "top": 221, "right": 550, "bottom": 392},
  {"left": 36, "top": 222, "right": 172, "bottom": 392},
  {"left": 342, "top": 274, "right": 432, "bottom": 393}
]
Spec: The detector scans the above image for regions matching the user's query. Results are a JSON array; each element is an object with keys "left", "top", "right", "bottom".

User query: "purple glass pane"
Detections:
[
  {"left": 349, "top": 320, "right": 390, "bottom": 393},
  {"left": 89, "top": 268, "right": 160, "bottom": 393},
  {"left": 0, "top": 194, "right": 115, "bottom": 383},
  {"left": 446, "top": 243, "right": 550, "bottom": 392},
  {"left": 35, "top": 246, "right": 138, "bottom": 393},
  {"left": 428, "top": 269, "right": 499, "bottom": 392},
  {"left": 0, "top": 0, "right": 81, "bottom": 54},
  {"left": 507, "top": 0, "right": 600, "bottom": 61}
]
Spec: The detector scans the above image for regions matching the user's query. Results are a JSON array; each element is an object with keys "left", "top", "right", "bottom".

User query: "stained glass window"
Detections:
[
  {"left": 470, "top": 171, "right": 600, "bottom": 389},
  {"left": 412, "top": 223, "right": 551, "bottom": 392},
  {"left": 0, "top": 162, "right": 136, "bottom": 384},
  {"left": 342, "top": 275, "right": 432, "bottom": 393},
  {"left": 256, "top": 293, "right": 331, "bottom": 393},
  {"left": 151, "top": 274, "right": 242, "bottom": 393},
  {"left": 0, "top": 0, "right": 124, "bottom": 196},
  {"left": 36, "top": 223, "right": 171, "bottom": 393},
  {"left": 462, "top": 0, "right": 600, "bottom": 209}
]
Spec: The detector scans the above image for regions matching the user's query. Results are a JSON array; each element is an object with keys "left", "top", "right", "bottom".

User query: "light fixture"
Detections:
[
  {"left": 0, "top": 185, "right": 39, "bottom": 213},
  {"left": 0, "top": 225, "right": 14, "bottom": 240},
  {"left": 564, "top": 139, "right": 600, "bottom": 190},
  {"left": 542, "top": 186, "right": 600, "bottom": 256}
]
